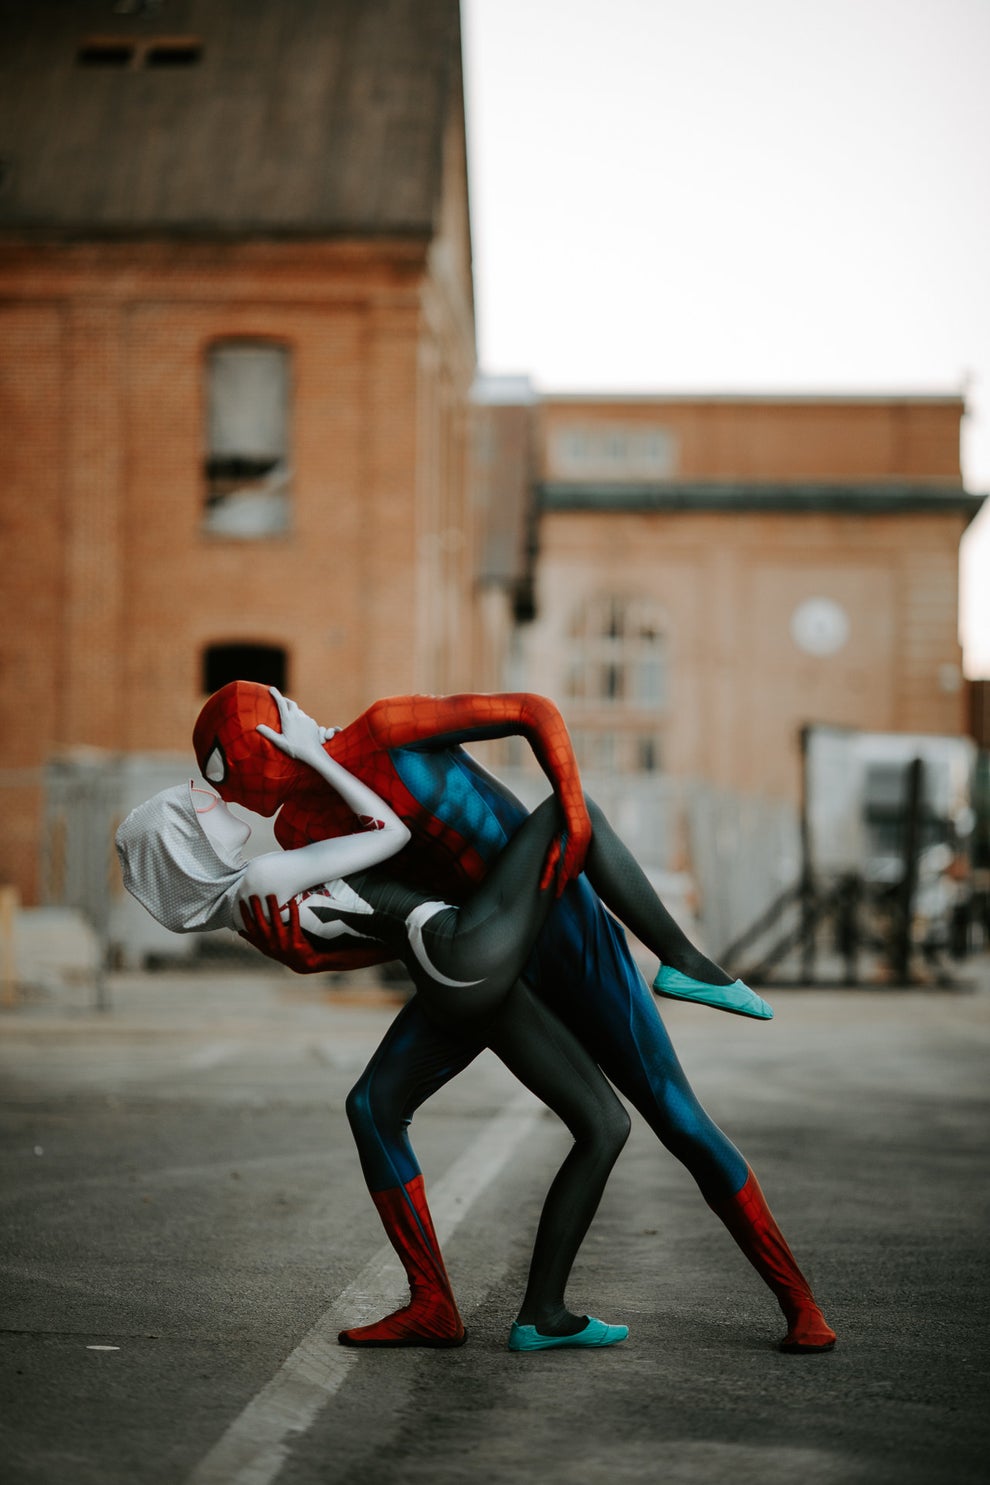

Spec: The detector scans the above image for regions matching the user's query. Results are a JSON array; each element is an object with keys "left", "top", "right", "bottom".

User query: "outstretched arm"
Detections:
[
  {"left": 238, "top": 690, "right": 410, "bottom": 909},
  {"left": 364, "top": 693, "right": 590, "bottom": 891}
]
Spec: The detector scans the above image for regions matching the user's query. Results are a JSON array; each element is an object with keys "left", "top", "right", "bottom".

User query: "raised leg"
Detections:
[
  {"left": 582, "top": 798, "right": 772, "bottom": 1019},
  {"left": 583, "top": 798, "right": 731, "bottom": 982},
  {"left": 411, "top": 797, "right": 564, "bottom": 1025}
]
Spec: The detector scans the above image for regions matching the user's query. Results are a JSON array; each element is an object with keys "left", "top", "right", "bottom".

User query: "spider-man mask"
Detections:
[{"left": 192, "top": 681, "right": 300, "bottom": 816}]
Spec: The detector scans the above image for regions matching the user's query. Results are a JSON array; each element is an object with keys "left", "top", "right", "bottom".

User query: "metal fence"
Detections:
[{"left": 13, "top": 753, "right": 799, "bottom": 975}]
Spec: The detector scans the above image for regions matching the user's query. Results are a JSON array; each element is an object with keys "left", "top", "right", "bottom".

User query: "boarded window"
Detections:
[
  {"left": 203, "top": 643, "right": 288, "bottom": 695},
  {"left": 203, "top": 342, "right": 291, "bottom": 537}
]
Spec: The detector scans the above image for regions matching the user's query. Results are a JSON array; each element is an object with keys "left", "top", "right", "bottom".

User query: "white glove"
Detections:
[{"left": 256, "top": 688, "right": 326, "bottom": 763}]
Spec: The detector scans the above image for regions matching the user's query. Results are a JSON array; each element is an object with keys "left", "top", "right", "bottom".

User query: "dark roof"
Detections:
[
  {"left": 539, "top": 482, "right": 986, "bottom": 522},
  {"left": 0, "top": 0, "right": 463, "bottom": 237}
]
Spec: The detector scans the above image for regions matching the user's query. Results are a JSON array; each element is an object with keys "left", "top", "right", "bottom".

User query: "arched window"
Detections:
[
  {"left": 202, "top": 643, "right": 288, "bottom": 695},
  {"left": 564, "top": 595, "right": 668, "bottom": 773},
  {"left": 203, "top": 340, "right": 291, "bottom": 537}
]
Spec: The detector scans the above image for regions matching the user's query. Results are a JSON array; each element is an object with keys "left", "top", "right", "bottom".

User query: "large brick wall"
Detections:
[{"left": 0, "top": 239, "right": 476, "bottom": 900}]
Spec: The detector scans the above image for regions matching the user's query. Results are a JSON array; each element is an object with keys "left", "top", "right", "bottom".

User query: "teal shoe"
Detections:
[
  {"left": 653, "top": 965, "right": 773, "bottom": 1020},
  {"left": 507, "top": 1317, "right": 629, "bottom": 1352}
]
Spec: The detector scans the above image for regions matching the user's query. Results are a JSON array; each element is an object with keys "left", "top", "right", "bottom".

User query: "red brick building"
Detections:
[
  {"left": 0, "top": 0, "right": 480, "bottom": 901},
  {"left": 475, "top": 385, "right": 983, "bottom": 804}
]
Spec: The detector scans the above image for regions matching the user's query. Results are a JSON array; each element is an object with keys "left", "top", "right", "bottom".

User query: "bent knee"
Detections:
[
  {"left": 344, "top": 1079, "right": 372, "bottom": 1135},
  {"left": 605, "top": 1097, "right": 632, "bottom": 1152},
  {"left": 345, "top": 1074, "right": 405, "bottom": 1137},
  {"left": 583, "top": 1094, "right": 630, "bottom": 1161}
]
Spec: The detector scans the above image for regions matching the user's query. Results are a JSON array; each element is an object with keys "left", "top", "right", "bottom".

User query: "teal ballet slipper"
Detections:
[
  {"left": 507, "top": 1317, "right": 629, "bottom": 1352},
  {"left": 652, "top": 965, "right": 773, "bottom": 1020}
]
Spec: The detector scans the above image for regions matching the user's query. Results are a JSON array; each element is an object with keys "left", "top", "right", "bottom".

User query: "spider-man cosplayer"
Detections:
[{"left": 193, "top": 684, "right": 836, "bottom": 1354}]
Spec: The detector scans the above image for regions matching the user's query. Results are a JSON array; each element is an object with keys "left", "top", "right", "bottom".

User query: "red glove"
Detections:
[{"left": 238, "top": 895, "right": 390, "bottom": 975}]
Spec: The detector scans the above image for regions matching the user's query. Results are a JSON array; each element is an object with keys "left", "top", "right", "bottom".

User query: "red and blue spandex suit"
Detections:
[{"left": 194, "top": 686, "right": 835, "bottom": 1353}]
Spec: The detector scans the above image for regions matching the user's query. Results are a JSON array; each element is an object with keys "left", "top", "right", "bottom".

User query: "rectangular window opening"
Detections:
[
  {"left": 203, "top": 342, "right": 291, "bottom": 539},
  {"left": 77, "top": 39, "right": 136, "bottom": 67},
  {"left": 145, "top": 40, "right": 203, "bottom": 68}
]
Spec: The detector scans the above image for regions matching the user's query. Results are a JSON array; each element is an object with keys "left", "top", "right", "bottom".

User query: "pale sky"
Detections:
[{"left": 462, "top": 0, "right": 990, "bottom": 678}]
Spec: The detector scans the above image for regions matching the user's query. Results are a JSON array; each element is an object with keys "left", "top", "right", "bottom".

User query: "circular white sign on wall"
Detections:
[{"left": 790, "top": 597, "right": 850, "bottom": 657}]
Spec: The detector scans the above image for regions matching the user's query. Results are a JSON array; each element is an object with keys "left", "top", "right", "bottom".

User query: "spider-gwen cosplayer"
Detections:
[{"left": 194, "top": 683, "right": 836, "bottom": 1354}]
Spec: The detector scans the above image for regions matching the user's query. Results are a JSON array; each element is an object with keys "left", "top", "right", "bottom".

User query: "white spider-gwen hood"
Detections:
[{"left": 115, "top": 783, "right": 244, "bottom": 934}]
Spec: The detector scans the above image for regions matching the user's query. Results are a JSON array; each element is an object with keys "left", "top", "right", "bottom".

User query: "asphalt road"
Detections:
[{"left": 1, "top": 966, "right": 988, "bottom": 1485}]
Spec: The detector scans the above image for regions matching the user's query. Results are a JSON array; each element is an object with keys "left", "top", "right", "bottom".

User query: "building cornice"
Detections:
[{"left": 538, "top": 482, "right": 985, "bottom": 522}]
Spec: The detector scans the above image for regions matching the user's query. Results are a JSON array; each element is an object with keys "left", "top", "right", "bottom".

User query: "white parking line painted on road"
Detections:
[{"left": 185, "top": 1089, "right": 543, "bottom": 1485}]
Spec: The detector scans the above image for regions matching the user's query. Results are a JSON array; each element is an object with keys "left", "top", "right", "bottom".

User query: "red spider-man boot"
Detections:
[
  {"left": 709, "top": 1169, "right": 837, "bottom": 1353},
  {"left": 338, "top": 1175, "right": 467, "bottom": 1348}
]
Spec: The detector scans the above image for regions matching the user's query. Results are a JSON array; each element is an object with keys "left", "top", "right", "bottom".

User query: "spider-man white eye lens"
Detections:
[{"left": 204, "top": 745, "right": 226, "bottom": 784}]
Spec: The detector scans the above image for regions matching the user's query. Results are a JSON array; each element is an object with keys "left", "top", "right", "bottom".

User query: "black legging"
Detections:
[{"left": 482, "top": 983, "right": 630, "bottom": 1330}]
